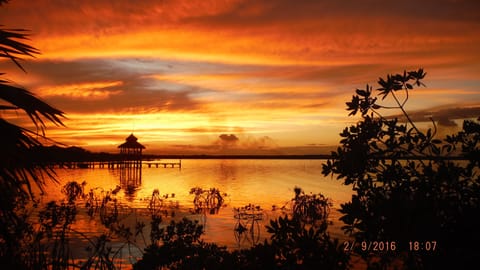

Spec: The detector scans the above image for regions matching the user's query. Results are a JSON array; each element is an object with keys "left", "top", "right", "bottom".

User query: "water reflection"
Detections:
[
  {"left": 118, "top": 133, "right": 145, "bottom": 200},
  {"left": 218, "top": 159, "right": 238, "bottom": 183},
  {"left": 119, "top": 162, "right": 142, "bottom": 200},
  {"left": 47, "top": 159, "right": 354, "bottom": 248}
]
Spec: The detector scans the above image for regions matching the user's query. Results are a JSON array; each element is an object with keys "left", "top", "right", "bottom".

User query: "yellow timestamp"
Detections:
[
  {"left": 343, "top": 240, "right": 438, "bottom": 252},
  {"left": 408, "top": 241, "right": 437, "bottom": 251},
  {"left": 343, "top": 241, "right": 398, "bottom": 252}
]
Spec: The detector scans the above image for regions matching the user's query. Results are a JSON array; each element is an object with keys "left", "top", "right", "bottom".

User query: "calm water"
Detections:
[{"left": 42, "top": 159, "right": 353, "bottom": 254}]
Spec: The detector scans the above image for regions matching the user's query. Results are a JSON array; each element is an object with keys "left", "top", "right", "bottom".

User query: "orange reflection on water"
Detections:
[{"left": 41, "top": 159, "right": 353, "bottom": 249}]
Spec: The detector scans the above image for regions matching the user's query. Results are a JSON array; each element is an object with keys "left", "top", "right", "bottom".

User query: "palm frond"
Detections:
[
  {"left": 0, "top": 27, "right": 39, "bottom": 72},
  {"left": 0, "top": 17, "right": 64, "bottom": 199},
  {"left": 0, "top": 118, "right": 58, "bottom": 198},
  {"left": 0, "top": 82, "right": 65, "bottom": 134},
  {"left": 0, "top": 105, "right": 17, "bottom": 110}
]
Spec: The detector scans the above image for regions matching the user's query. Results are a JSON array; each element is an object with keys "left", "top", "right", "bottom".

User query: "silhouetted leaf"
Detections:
[
  {"left": 356, "top": 89, "right": 367, "bottom": 97},
  {"left": 0, "top": 27, "right": 39, "bottom": 72},
  {"left": 0, "top": 82, "right": 65, "bottom": 133}
]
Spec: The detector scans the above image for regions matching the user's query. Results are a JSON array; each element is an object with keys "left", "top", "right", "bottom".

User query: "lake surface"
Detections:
[{"left": 42, "top": 159, "right": 354, "bottom": 259}]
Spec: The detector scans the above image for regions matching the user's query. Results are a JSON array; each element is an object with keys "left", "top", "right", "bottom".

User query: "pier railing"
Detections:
[{"left": 45, "top": 160, "right": 182, "bottom": 169}]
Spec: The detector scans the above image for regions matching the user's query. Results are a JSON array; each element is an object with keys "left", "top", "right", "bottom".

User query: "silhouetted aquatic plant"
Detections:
[
  {"left": 27, "top": 182, "right": 350, "bottom": 269},
  {"left": 134, "top": 217, "right": 209, "bottom": 270},
  {"left": 233, "top": 204, "right": 264, "bottom": 246},
  {"left": 15, "top": 178, "right": 344, "bottom": 269},
  {"left": 85, "top": 187, "right": 103, "bottom": 218},
  {"left": 23, "top": 182, "right": 84, "bottom": 269},
  {"left": 135, "top": 187, "right": 349, "bottom": 270},
  {"left": 292, "top": 186, "right": 331, "bottom": 229},
  {"left": 147, "top": 189, "right": 178, "bottom": 221},
  {"left": 80, "top": 234, "right": 116, "bottom": 270},
  {"left": 26, "top": 181, "right": 152, "bottom": 269},
  {"left": 189, "top": 187, "right": 227, "bottom": 214},
  {"left": 99, "top": 191, "right": 119, "bottom": 228},
  {"left": 62, "top": 181, "right": 86, "bottom": 201},
  {"left": 148, "top": 189, "right": 162, "bottom": 216}
]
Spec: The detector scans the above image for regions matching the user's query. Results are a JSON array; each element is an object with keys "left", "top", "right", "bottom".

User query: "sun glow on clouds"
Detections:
[
  {"left": 1, "top": 0, "right": 480, "bottom": 154},
  {"left": 39, "top": 81, "right": 123, "bottom": 99},
  {"left": 47, "top": 112, "right": 297, "bottom": 153}
]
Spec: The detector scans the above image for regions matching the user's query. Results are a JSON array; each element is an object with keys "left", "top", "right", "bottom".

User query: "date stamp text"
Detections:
[{"left": 343, "top": 240, "right": 437, "bottom": 252}]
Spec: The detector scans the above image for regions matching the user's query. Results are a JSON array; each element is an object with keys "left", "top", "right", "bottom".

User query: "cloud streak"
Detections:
[
  {"left": 2, "top": 0, "right": 479, "bottom": 67},
  {"left": 0, "top": 0, "right": 479, "bottom": 153}
]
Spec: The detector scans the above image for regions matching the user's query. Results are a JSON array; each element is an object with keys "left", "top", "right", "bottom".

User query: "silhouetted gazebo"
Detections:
[
  {"left": 118, "top": 133, "right": 145, "bottom": 156},
  {"left": 118, "top": 134, "right": 145, "bottom": 192}
]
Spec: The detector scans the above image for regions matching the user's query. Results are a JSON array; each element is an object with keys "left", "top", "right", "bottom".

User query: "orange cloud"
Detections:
[
  {"left": 3, "top": 0, "right": 478, "bottom": 69},
  {"left": 38, "top": 81, "right": 123, "bottom": 99},
  {"left": 1, "top": 0, "right": 479, "bottom": 154}
]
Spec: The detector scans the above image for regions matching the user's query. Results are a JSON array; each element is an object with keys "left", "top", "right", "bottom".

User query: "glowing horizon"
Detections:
[{"left": 1, "top": 0, "right": 479, "bottom": 155}]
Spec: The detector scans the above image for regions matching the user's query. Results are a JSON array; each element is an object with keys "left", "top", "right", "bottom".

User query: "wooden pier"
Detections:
[
  {"left": 144, "top": 160, "right": 182, "bottom": 168},
  {"left": 52, "top": 160, "right": 181, "bottom": 169}
]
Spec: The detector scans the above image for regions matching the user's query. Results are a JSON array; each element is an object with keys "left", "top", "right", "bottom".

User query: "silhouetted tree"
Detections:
[
  {"left": 322, "top": 69, "right": 480, "bottom": 269},
  {"left": 0, "top": 2, "right": 65, "bottom": 267}
]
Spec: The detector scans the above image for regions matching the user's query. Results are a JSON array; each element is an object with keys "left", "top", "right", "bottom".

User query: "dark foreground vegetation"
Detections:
[
  {"left": 322, "top": 69, "right": 480, "bottom": 269},
  {"left": 2, "top": 179, "right": 349, "bottom": 269},
  {"left": 134, "top": 186, "right": 349, "bottom": 270},
  {"left": 1, "top": 0, "right": 479, "bottom": 267}
]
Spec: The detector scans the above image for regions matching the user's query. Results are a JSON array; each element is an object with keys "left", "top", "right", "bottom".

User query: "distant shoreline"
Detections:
[
  {"left": 143, "top": 154, "right": 467, "bottom": 160},
  {"left": 31, "top": 145, "right": 470, "bottom": 162},
  {"left": 29, "top": 146, "right": 333, "bottom": 162},
  {"left": 143, "top": 154, "right": 332, "bottom": 160}
]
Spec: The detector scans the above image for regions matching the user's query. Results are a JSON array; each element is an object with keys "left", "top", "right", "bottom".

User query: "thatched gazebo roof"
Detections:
[{"left": 118, "top": 133, "right": 145, "bottom": 149}]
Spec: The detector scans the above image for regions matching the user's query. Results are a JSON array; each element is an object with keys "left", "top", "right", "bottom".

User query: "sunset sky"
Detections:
[{"left": 1, "top": 0, "right": 479, "bottom": 155}]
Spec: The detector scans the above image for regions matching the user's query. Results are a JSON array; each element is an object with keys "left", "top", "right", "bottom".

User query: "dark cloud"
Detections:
[
  {"left": 18, "top": 59, "right": 167, "bottom": 87},
  {"left": 183, "top": 0, "right": 480, "bottom": 31},
  {"left": 389, "top": 106, "right": 480, "bottom": 127},
  {"left": 209, "top": 133, "right": 280, "bottom": 153},
  {"left": 0, "top": 59, "right": 205, "bottom": 114},
  {"left": 219, "top": 134, "right": 239, "bottom": 143},
  {"left": 437, "top": 117, "right": 458, "bottom": 127},
  {"left": 2, "top": 0, "right": 478, "bottom": 40},
  {"left": 212, "top": 134, "right": 239, "bottom": 151},
  {"left": 7, "top": 58, "right": 375, "bottom": 114},
  {"left": 44, "top": 88, "right": 199, "bottom": 114},
  {"left": 434, "top": 107, "right": 480, "bottom": 128},
  {"left": 231, "top": 64, "right": 385, "bottom": 87}
]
